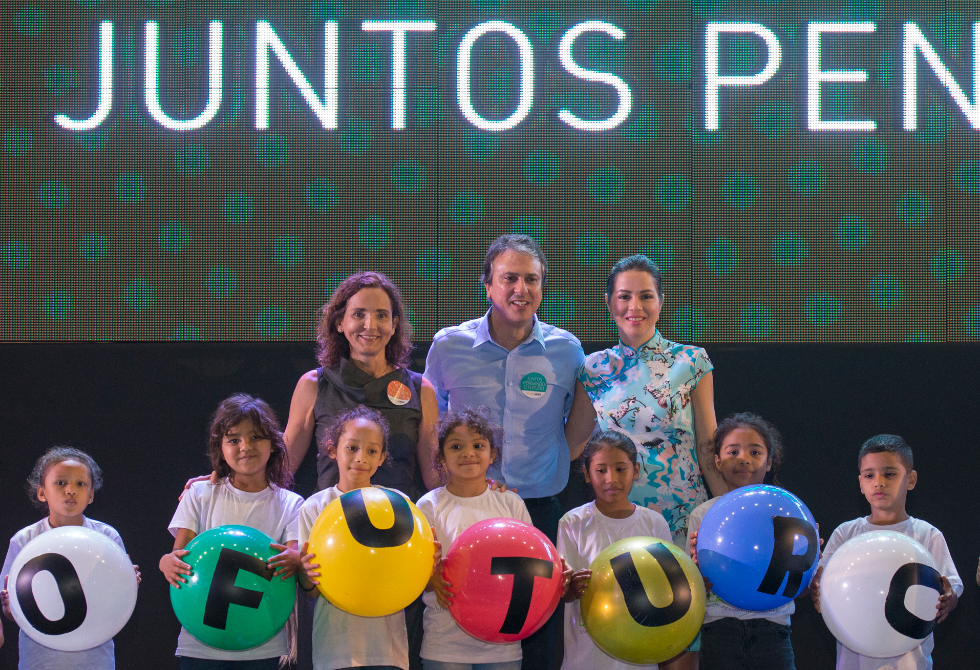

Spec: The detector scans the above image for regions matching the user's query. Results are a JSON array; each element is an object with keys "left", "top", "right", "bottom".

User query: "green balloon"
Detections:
[{"left": 170, "top": 525, "right": 296, "bottom": 650}]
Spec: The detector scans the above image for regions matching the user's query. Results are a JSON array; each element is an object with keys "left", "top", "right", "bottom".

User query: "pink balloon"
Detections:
[{"left": 444, "top": 518, "right": 563, "bottom": 643}]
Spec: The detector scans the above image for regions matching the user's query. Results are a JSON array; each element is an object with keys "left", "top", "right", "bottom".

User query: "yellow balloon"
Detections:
[
  {"left": 581, "top": 537, "right": 706, "bottom": 664},
  {"left": 308, "top": 487, "right": 434, "bottom": 617}
]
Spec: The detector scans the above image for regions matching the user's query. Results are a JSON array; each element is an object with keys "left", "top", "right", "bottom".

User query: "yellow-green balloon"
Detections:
[{"left": 581, "top": 537, "right": 705, "bottom": 664}]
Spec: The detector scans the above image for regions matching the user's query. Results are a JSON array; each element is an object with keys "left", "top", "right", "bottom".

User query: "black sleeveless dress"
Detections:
[{"left": 313, "top": 358, "right": 424, "bottom": 500}]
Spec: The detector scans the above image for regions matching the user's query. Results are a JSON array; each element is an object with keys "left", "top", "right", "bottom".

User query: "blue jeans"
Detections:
[
  {"left": 423, "top": 661, "right": 523, "bottom": 670},
  {"left": 179, "top": 658, "right": 281, "bottom": 670},
  {"left": 699, "top": 618, "right": 795, "bottom": 670}
]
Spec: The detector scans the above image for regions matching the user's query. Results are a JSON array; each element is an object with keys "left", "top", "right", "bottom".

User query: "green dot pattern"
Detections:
[
  {"left": 739, "top": 304, "right": 774, "bottom": 337},
  {"left": 540, "top": 291, "right": 576, "bottom": 329},
  {"left": 804, "top": 292, "right": 842, "bottom": 326},
  {"left": 772, "top": 232, "right": 807, "bottom": 266},
  {"left": 448, "top": 191, "right": 484, "bottom": 226},
  {"left": 834, "top": 216, "right": 872, "bottom": 252},
  {"left": 222, "top": 192, "right": 253, "bottom": 224},
  {"left": 868, "top": 274, "right": 903, "bottom": 309},
  {"left": 115, "top": 173, "right": 144, "bottom": 203},
  {"left": 896, "top": 190, "right": 930, "bottom": 228},
  {"left": 930, "top": 249, "right": 965, "bottom": 283},
  {"left": 254, "top": 306, "right": 290, "bottom": 338},
  {"left": 524, "top": 151, "right": 560, "bottom": 186},
  {"left": 271, "top": 235, "right": 303, "bottom": 268},
  {"left": 2, "top": 241, "right": 31, "bottom": 270},
  {"left": 654, "top": 174, "right": 692, "bottom": 211},
  {"left": 305, "top": 179, "right": 338, "bottom": 211},
  {"left": 575, "top": 232, "right": 610, "bottom": 266},
  {"left": 159, "top": 221, "right": 190, "bottom": 253},
  {"left": 786, "top": 161, "right": 826, "bottom": 196},
  {"left": 5, "top": 127, "right": 32, "bottom": 155},
  {"left": 358, "top": 216, "right": 392, "bottom": 251},
  {"left": 176, "top": 143, "right": 210, "bottom": 175},
  {"left": 587, "top": 167, "right": 625, "bottom": 204},
  {"left": 206, "top": 266, "right": 237, "bottom": 298},
  {"left": 123, "top": 279, "right": 154, "bottom": 310},
  {"left": 78, "top": 233, "right": 108, "bottom": 262},
  {"left": 42, "top": 291, "right": 72, "bottom": 320},
  {"left": 511, "top": 215, "right": 546, "bottom": 244},
  {"left": 706, "top": 237, "right": 739, "bottom": 275},
  {"left": 720, "top": 172, "right": 758, "bottom": 210},
  {"left": 3, "top": 2, "right": 980, "bottom": 344},
  {"left": 38, "top": 180, "right": 68, "bottom": 209}
]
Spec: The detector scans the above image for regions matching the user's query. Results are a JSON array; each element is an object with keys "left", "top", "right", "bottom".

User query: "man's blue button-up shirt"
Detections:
[{"left": 423, "top": 309, "right": 585, "bottom": 499}]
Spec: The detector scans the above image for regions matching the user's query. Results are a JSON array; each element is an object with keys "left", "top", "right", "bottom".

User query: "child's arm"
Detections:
[
  {"left": 564, "top": 568, "right": 591, "bottom": 602},
  {"left": 159, "top": 528, "right": 197, "bottom": 588},
  {"left": 426, "top": 539, "right": 454, "bottom": 609},
  {"left": 268, "top": 541, "right": 301, "bottom": 580}
]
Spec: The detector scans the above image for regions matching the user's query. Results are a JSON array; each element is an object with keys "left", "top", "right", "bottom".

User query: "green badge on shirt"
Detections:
[{"left": 520, "top": 372, "right": 548, "bottom": 399}]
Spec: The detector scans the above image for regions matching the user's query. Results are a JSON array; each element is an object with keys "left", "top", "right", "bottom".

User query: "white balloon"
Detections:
[
  {"left": 7, "top": 526, "right": 137, "bottom": 652},
  {"left": 819, "top": 530, "right": 942, "bottom": 658}
]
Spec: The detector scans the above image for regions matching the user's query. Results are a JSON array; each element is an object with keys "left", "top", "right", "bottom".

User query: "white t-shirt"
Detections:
[
  {"left": 294, "top": 486, "right": 410, "bottom": 670},
  {"left": 415, "top": 485, "right": 532, "bottom": 663},
  {"left": 1, "top": 517, "right": 124, "bottom": 670},
  {"left": 168, "top": 478, "right": 304, "bottom": 661},
  {"left": 558, "top": 501, "right": 672, "bottom": 670},
  {"left": 819, "top": 516, "right": 964, "bottom": 670},
  {"left": 686, "top": 497, "right": 795, "bottom": 626}
]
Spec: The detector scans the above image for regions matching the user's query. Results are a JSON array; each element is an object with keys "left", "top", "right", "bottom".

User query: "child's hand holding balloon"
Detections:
[
  {"left": 688, "top": 530, "right": 713, "bottom": 595},
  {"left": 564, "top": 568, "right": 591, "bottom": 602},
  {"left": 268, "top": 542, "right": 302, "bottom": 579},
  {"left": 159, "top": 549, "right": 192, "bottom": 588},
  {"left": 299, "top": 541, "right": 320, "bottom": 591}
]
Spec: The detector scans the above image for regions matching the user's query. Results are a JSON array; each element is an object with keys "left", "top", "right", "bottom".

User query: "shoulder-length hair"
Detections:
[
  {"left": 316, "top": 271, "right": 413, "bottom": 369},
  {"left": 208, "top": 393, "right": 293, "bottom": 488}
]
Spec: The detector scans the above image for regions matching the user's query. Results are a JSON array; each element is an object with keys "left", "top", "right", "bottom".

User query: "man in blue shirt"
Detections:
[
  {"left": 424, "top": 234, "right": 596, "bottom": 670},
  {"left": 423, "top": 234, "right": 597, "bottom": 541}
]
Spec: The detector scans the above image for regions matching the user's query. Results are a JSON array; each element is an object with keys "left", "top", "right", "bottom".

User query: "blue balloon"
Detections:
[{"left": 696, "top": 485, "right": 818, "bottom": 611}]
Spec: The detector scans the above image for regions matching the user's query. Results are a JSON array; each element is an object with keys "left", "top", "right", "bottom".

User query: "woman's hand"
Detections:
[
  {"left": 160, "top": 549, "right": 192, "bottom": 588},
  {"left": 268, "top": 542, "right": 302, "bottom": 580},
  {"left": 179, "top": 472, "right": 218, "bottom": 500},
  {"left": 487, "top": 479, "right": 517, "bottom": 494},
  {"left": 936, "top": 575, "right": 958, "bottom": 623},
  {"left": 564, "top": 569, "right": 592, "bottom": 602}
]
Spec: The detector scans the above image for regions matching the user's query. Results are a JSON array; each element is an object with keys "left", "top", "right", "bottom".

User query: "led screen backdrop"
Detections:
[{"left": 2, "top": 0, "right": 979, "bottom": 342}]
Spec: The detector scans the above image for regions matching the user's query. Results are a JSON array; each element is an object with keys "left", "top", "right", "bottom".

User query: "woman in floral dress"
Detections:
[{"left": 579, "top": 254, "right": 725, "bottom": 546}]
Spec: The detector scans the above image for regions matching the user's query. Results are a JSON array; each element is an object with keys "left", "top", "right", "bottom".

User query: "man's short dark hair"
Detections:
[{"left": 481, "top": 234, "right": 548, "bottom": 285}]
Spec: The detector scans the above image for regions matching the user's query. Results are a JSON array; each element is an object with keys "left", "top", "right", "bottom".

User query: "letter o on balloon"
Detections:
[{"left": 7, "top": 526, "right": 137, "bottom": 652}]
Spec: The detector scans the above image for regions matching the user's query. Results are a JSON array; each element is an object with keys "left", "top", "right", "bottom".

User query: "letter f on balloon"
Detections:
[{"left": 203, "top": 548, "right": 274, "bottom": 630}]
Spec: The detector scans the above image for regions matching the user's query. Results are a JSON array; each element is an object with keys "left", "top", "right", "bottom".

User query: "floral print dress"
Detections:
[{"left": 579, "top": 330, "right": 713, "bottom": 543}]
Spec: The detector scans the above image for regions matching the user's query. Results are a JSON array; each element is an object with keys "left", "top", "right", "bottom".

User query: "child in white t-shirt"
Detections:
[
  {"left": 559, "top": 430, "right": 672, "bottom": 670},
  {"left": 811, "top": 434, "right": 962, "bottom": 670},
  {"left": 296, "top": 405, "right": 429, "bottom": 670},
  {"left": 417, "top": 405, "right": 562, "bottom": 670},
  {"left": 1, "top": 446, "right": 140, "bottom": 670},
  {"left": 160, "top": 393, "right": 304, "bottom": 670},
  {"left": 686, "top": 413, "right": 797, "bottom": 670}
]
